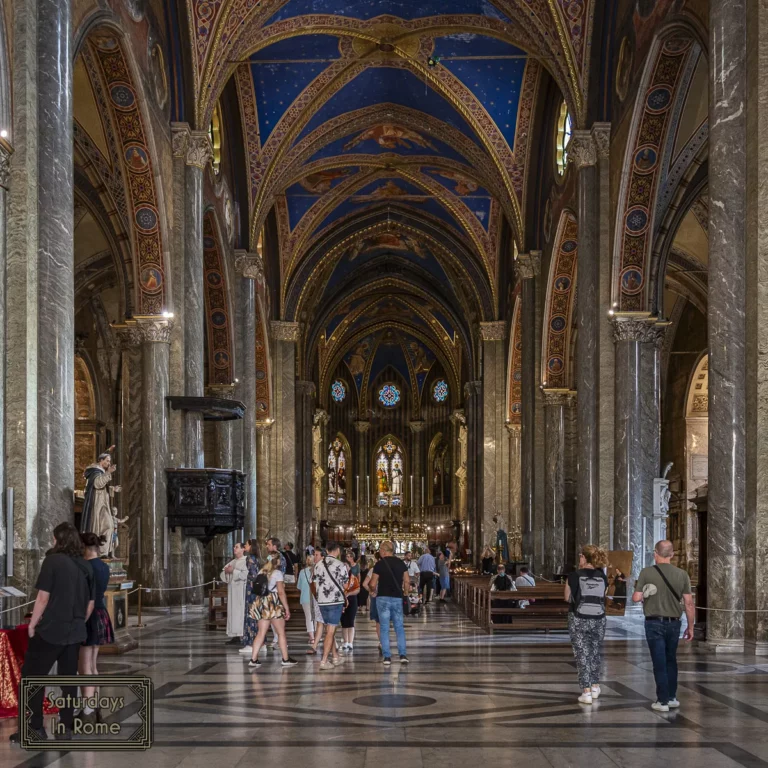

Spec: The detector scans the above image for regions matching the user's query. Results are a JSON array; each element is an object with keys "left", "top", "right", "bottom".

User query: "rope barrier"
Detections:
[
  {"left": 142, "top": 579, "right": 218, "bottom": 593},
  {"left": 0, "top": 600, "right": 34, "bottom": 616}
]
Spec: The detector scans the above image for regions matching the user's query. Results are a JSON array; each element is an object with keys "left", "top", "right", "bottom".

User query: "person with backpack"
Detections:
[
  {"left": 311, "top": 541, "right": 349, "bottom": 670},
  {"left": 564, "top": 545, "right": 609, "bottom": 704},
  {"left": 632, "top": 540, "right": 695, "bottom": 712},
  {"left": 247, "top": 554, "right": 297, "bottom": 669}
]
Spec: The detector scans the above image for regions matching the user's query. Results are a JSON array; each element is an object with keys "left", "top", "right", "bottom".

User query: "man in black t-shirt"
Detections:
[
  {"left": 369, "top": 540, "right": 410, "bottom": 665},
  {"left": 10, "top": 522, "right": 95, "bottom": 744}
]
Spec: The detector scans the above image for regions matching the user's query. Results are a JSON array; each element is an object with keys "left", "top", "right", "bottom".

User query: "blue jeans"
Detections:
[
  {"left": 377, "top": 596, "right": 406, "bottom": 658},
  {"left": 645, "top": 618, "right": 681, "bottom": 704}
]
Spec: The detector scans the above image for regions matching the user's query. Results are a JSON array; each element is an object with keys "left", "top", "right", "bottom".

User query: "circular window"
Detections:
[
  {"left": 555, "top": 100, "right": 572, "bottom": 177},
  {"left": 433, "top": 379, "right": 448, "bottom": 402},
  {"left": 331, "top": 380, "right": 346, "bottom": 403},
  {"left": 378, "top": 383, "right": 401, "bottom": 407}
]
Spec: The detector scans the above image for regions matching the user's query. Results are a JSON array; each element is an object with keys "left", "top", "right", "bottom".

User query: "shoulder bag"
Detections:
[{"left": 653, "top": 565, "right": 682, "bottom": 606}]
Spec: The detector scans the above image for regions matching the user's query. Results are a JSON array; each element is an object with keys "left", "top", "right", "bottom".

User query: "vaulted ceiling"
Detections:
[{"left": 187, "top": 0, "right": 594, "bottom": 387}]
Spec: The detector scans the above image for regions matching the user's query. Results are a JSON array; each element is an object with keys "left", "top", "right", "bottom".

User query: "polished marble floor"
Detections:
[{"left": 3, "top": 602, "right": 768, "bottom": 767}]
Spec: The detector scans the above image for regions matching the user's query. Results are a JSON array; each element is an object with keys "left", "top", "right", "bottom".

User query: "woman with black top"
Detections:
[
  {"left": 358, "top": 557, "right": 371, "bottom": 614},
  {"left": 481, "top": 544, "right": 496, "bottom": 574},
  {"left": 78, "top": 532, "right": 115, "bottom": 725},
  {"left": 341, "top": 549, "right": 361, "bottom": 651},
  {"left": 564, "top": 545, "right": 609, "bottom": 704},
  {"left": 240, "top": 539, "right": 262, "bottom": 655}
]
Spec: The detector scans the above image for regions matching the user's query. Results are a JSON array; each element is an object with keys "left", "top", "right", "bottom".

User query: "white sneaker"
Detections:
[
  {"left": 591, "top": 685, "right": 601, "bottom": 699},
  {"left": 238, "top": 646, "right": 252, "bottom": 655},
  {"left": 667, "top": 699, "right": 680, "bottom": 709},
  {"left": 347, "top": 644, "right": 354, "bottom": 651},
  {"left": 652, "top": 701, "right": 669, "bottom": 712},
  {"left": 578, "top": 693, "right": 593, "bottom": 705}
]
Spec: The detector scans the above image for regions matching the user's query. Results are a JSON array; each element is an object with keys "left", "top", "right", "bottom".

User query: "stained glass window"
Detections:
[
  {"left": 327, "top": 437, "right": 348, "bottom": 505},
  {"left": 433, "top": 379, "right": 448, "bottom": 402},
  {"left": 375, "top": 438, "right": 404, "bottom": 507},
  {"left": 555, "top": 100, "right": 572, "bottom": 176},
  {"left": 331, "top": 380, "right": 346, "bottom": 403},
  {"left": 378, "top": 383, "right": 401, "bottom": 407}
]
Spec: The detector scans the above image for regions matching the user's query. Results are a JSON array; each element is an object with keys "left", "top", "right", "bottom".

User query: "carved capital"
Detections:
[
  {"left": 113, "top": 316, "right": 173, "bottom": 346},
  {"left": 612, "top": 317, "right": 667, "bottom": 347},
  {"left": 591, "top": 122, "right": 611, "bottom": 159},
  {"left": 543, "top": 388, "right": 576, "bottom": 407},
  {"left": 478, "top": 321, "right": 506, "bottom": 341},
  {"left": 255, "top": 421, "right": 274, "bottom": 434},
  {"left": 568, "top": 130, "right": 597, "bottom": 169},
  {"left": 353, "top": 420, "right": 371, "bottom": 434},
  {"left": 297, "top": 380, "right": 316, "bottom": 397},
  {"left": 234, "top": 249, "right": 265, "bottom": 280},
  {"left": 463, "top": 380, "right": 482, "bottom": 398},
  {"left": 186, "top": 131, "right": 213, "bottom": 169},
  {"left": 270, "top": 321, "right": 300, "bottom": 342},
  {"left": 0, "top": 137, "right": 13, "bottom": 190},
  {"left": 206, "top": 384, "right": 236, "bottom": 400},
  {"left": 515, "top": 251, "right": 540, "bottom": 281},
  {"left": 171, "top": 122, "right": 189, "bottom": 158},
  {"left": 505, "top": 422, "right": 522, "bottom": 438},
  {"left": 314, "top": 408, "right": 329, "bottom": 426},
  {"left": 450, "top": 409, "right": 466, "bottom": 426},
  {"left": 408, "top": 419, "right": 426, "bottom": 434}
]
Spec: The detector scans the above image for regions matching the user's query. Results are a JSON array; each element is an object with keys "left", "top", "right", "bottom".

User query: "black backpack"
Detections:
[
  {"left": 575, "top": 572, "right": 606, "bottom": 618},
  {"left": 494, "top": 574, "right": 511, "bottom": 591},
  {"left": 253, "top": 572, "right": 270, "bottom": 598}
]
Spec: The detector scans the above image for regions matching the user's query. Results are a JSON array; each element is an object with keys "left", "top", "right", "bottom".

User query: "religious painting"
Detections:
[
  {"left": 327, "top": 436, "right": 349, "bottom": 506},
  {"left": 606, "top": 550, "right": 634, "bottom": 616},
  {"left": 346, "top": 231, "right": 430, "bottom": 261},
  {"left": 429, "top": 433, "right": 451, "bottom": 506},
  {"left": 299, "top": 168, "right": 352, "bottom": 194},
  {"left": 343, "top": 123, "right": 436, "bottom": 151},
  {"left": 375, "top": 438, "right": 405, "bottom": 507},
  {"left": 424, "top": 168, "right": 479, "bottom": 195}
]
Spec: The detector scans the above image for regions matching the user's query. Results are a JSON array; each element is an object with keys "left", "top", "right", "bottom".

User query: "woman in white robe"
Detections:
[{"left": 220, "top": 542, "right": 248, "bottom": 643}]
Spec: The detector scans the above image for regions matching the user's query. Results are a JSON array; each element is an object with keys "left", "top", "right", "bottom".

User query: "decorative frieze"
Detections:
[
  {"left": 270, "top": 321, "right": 300, "bottom": 342},
  {"left": 542, "top": 388, "right": 576, "bottom": 407},
  {"left": 206, "top": 384, "right": 237, "bottom": 400},
  {"left": 478, "top": 321, "right": 507, "bottom": 341}
]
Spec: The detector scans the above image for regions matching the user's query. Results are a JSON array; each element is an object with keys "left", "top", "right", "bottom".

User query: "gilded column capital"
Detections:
[
  {"left": 515, "top": 251, "right": 540, "bottom": 281},
  {"left": 186, "top": 131, "right": 213, "bottom": 170},
  {"left": 113, "top": 316, "right": 173, "bottom": 346},
  {"left": 0, "top": 136, "right": 13, "bottom": 191},
  {"left": 591, "top": 122, "right": 611, "bottom": 159},
  {"left": 408, "top": 419, "right": 426, "bottom": 434},
  {"left": 478, "top": 321, "right": 507, "bottom": 341},
  {"left": 542, "top": 388, "right": 576, "bottom": 407},
  {"left": 270, "top": 321, "right": 300, "bottom": 342},
  {"left": 353, "top": 420, "right": 371, "bottom": 433},
  {"left": 234, "top": 249, "right": 265, "bottom": 281},
  {"left": 611, "top": 316, "right": 668, "bottom": 347},
  {"left": 206, "top": 384, "right": 237, "bottom": 399},
  {"left": 568, "top": 130, "right": 597, "bottom": 169}
]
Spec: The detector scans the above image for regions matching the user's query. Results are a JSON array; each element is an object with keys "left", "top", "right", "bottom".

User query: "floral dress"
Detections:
[{"left": 241, "top": 554, "right": 260, "bottom": 647}]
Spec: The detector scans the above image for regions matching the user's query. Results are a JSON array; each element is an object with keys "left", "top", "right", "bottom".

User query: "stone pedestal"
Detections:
[
  {"left": 708, "top": 0, "right": 747, "bottom": 651},
  {"left": 612, "top": 317, "right": 664, "bottom": 589}
]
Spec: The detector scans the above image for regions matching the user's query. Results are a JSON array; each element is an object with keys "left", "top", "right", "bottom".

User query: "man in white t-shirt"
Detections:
[
  {"left": 515, "top": 567, "right": 535, "bottom": 608},
  {"left": 312, "top": 541, "right": 349, "bottom": 670},
  {"left": 404, "top": 551, "right": 420, "bottom": 581}
]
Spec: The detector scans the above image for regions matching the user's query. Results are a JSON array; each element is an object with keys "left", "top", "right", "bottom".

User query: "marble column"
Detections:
[
  {"left": 255, "top": 422, "right": 272, "bottom": 542},
  {"left": 506, "top": 424, "right": 522, "bottom": 560},
  {"left": 479, "top": 321, "right": 508, "bottom": 548},
  {"left": 207, "top": 384, "right": 235, "bottom": 576},
  {"left": 569, "top": 129, "right": 601, "bottom": 551},
  {"left": 354, "top": 420, "right": 370, "bottom": 524},
  {"left": 450, "top": 410, "right": 465, "bottom": 523},
  {"left": 745, "top": 0, "right": 768, "bottom": 654},
  {"left": 613, "top": 317, "right": 664, "bottom": 588},
  {"left": 297, "top": 381, "right": 316, "bottom": 551},
  {"left": 408, "top": 420, "right": 426, "bottom": 518},
  {"left": 0, "top": 142, "right": 10, "bottom": 581},
  {"left": 517, "top": 252, "right": 540, "bottom": 566},
  {"left": 234, "top": 251, "right": 263, "bottom": 539},
  {"left": 182, "top": 131, "right": 213, "bottom": 468},
  {"left": 311, "top": 409, "right": 328, "bottom": 540},
  {"left": 270, "top": 321, "right": 299, "bottom": 544},
  {"left": 115, "top": 319, "right": 172, "bottom": 603},
  {"left": 543, "top": 390, "right": 573, "bottom": 577},
  {"left": 464, "top": 381, "right": 482, "bottom": 564},
  {"left": 708, "top": 0, "right": 747, "bottom": 650}
]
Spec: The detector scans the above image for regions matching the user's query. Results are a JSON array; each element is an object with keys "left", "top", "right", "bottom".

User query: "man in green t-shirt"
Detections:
[{"left": 632, "top": 540, "right": 695, "bottom": 713}]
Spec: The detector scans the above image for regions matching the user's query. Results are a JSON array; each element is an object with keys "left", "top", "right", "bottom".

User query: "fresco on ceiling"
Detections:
[
  {"left": 297, "top": 68, "right": 481, "bottom": 147},
  {"left": 325, "top": 297, "right": 368, "bottom": 339},
  {"left": 401, "top": 332, "right": 436, "bottom": 393},
  {"left": 432, "top": 34, "right": 527, "bottom": 150},
  {"left": 308, "top": 128, "right": 468, "bottom": 165},
  {"left": 344, "top": 124, "right": 436, "bottom": 151},
  {"left": 265, "top": 0, "right": 512, "bottom": 24},
  {"left": 346, "top": 231, "right": 432, "bottom": 261},
  {"left": 285, "top": 168, "right": 358, "bottom": 228},
  {"left": 249, "top": 34, "right": 341, "bottom": 142},
  {"left": 344, "top": 333, "right": 377, "bottom": 392},
  {"left": 347, "top": 298, "right": 432, "bottom": 339},
  {"left": 299, "top": 168, "right": 355, "bottom": 194},
  {"left": 467, "top": 196, "right": 492, "bottom": 230},
  {"left": 423, "top": 167, "right": 484, "bottom": 196},
  {"left": 350, "top": 178, "right": 428, "bottom": 203}
]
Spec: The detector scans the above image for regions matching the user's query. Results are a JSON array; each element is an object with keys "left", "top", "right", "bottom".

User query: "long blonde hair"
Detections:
[
  {"left": 581, "top": 544, "right": 608, "bottom": 569},
  {"left": 261, "top": 554, "right": 281, "bottom": 577}
]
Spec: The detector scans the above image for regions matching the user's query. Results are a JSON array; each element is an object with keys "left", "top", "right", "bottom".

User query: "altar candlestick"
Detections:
[{"left": 410, "top": 475, "right": 414, "bottom": 508}]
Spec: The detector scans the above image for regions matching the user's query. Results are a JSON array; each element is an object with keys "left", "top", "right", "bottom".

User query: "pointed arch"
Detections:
[
  {"left": 428, "top": 431, "right": 451, "bottom": 506},
  {"left": 541, "top": 211, "right": 578, "bottom": 390},
  {"left": 372, "top": 434, "right": 407, "bottom": 508},
  {"left": 327, "top": 432, "right": 351, "bottom": 506}
]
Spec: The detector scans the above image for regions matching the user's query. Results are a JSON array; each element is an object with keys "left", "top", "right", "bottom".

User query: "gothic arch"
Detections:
[
  {"left": 371, "top": 434, "right": 407, "bottom": 508},
  {"left": 541, "top": 211, "right": 578, "bottom": 390}
]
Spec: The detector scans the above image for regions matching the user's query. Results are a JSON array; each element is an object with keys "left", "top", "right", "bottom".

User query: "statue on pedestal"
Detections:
[
  {"left": 493, "top": 514, "right": 509, "bottom": 562},
  {"left": 80, "top": 448, "right": 124, "bottom": 557}
]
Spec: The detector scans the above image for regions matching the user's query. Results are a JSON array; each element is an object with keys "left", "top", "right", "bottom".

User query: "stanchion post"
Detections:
[{"left": 135, "top": 584, "right": 146, "bottom": 628}]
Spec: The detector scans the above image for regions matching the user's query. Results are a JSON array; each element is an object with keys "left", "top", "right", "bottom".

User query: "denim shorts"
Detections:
[{"left": 319, "top": 603, "right": 343, "bottom": 626}]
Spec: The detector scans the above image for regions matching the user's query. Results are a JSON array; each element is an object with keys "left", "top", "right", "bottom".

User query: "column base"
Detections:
[
  {"left": 698, "top": 637, "right": 746, "bottom": 654},
  {"left": 744, "top": 640, "right": 768, "bottom": 656}
]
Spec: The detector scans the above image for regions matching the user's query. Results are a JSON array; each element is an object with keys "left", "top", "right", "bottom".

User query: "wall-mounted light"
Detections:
[
  {"left": 608, "top": 309, "right": 615, "bottom": 317},
  {"left": 234, "top": 378, "right": 240, "bottom": 383},
  {"left": 162, "top": 311, "right": 174, "bottom": 318},
  {"left": 0, "top": 130, "right": 8, "bottom": 139}
]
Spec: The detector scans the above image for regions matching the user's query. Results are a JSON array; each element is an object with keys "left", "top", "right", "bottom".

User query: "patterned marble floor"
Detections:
[{"left": 3, "top": 602, "right": 768, "bottom": 767}]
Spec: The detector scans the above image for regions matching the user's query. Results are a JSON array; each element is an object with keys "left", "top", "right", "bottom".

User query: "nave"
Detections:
[{"left": 3, "top": 606, "right": 767, "bottom": 768}]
